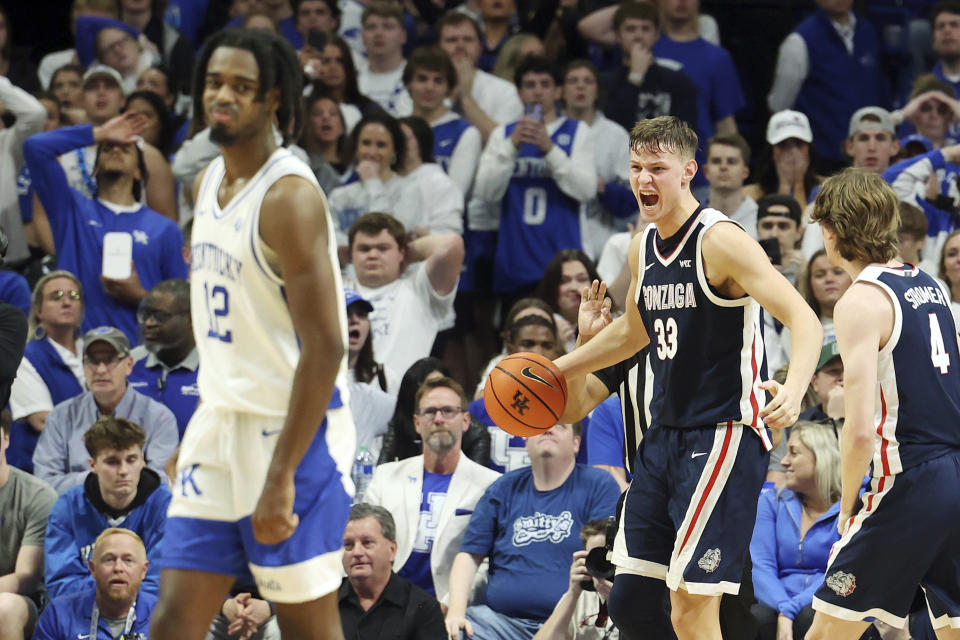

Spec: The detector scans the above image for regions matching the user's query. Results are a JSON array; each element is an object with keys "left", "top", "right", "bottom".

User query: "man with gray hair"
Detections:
[{"left": 339, "top": 503, "right": 446, "bottom": 639}]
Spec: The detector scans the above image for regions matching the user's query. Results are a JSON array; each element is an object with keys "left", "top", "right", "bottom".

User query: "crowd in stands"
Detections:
[{"left": 0, "top": 0, "right": 958, "bottom": 638}]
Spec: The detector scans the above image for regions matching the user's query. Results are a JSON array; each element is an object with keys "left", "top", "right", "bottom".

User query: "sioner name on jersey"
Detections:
[
  {"left": 903, "top": 284, "right": 949, "bottom": 310},
  {"left": 642, "top": 282, "right": 698, "bottom": 311},
  {"left": 191, "top": 241, "right": 244, "bottom": 282},
  {"left": 512, "top": 157, "right": 554, "bottom": 178}
]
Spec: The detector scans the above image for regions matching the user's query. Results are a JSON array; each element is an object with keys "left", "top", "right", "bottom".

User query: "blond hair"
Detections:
[
  {"left": 811, "top": 168, "right": 899, "bottom": 264},
  {"left": 791, "top": 422, "right": 842, "bottom": 506},
  {"left": 91, "top": 527, "right": 146, "bottom": 561},
  {"left": 29, "top": 270, "right": 85, "bottom": 341},
  {"left": 629, "top": 116, "right": 698, "bottom": 162}
]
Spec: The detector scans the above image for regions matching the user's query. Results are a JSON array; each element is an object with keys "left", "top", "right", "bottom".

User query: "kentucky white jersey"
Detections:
[{"left": 190, "top": 148, "right": 349, "bottom": 416}]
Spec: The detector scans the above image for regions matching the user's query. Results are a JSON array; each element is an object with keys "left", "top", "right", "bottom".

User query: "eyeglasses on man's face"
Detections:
[
  {"left": 137, "top": 308, "right": 187, "bottom": 325},
  {"left": 415, "top": 406, "right": 465, "bottom": 421},
  {"left": 83, "top": 355, "right": 128, "bottom": 370}
]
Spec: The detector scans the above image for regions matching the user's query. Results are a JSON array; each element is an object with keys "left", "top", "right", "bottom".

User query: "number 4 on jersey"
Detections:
[{"left": 929, "top": 312, "right": 951, "bottom": 374}]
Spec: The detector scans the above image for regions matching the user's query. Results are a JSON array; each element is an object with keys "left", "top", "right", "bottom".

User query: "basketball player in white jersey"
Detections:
[{"left": 150, "top": 28, "right": 354, "bottom": 640}]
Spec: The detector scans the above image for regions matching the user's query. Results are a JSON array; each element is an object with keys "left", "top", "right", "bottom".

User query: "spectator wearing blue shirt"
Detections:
[
  {"left": 768, "top": 0, "right": 888, "bottom": 168},
  {"left": 445, "top": 422, "right": 620, "bottom": 640},
  {"left": 128, "top": 280, "right": 198, "bottom": 439},
  {"left": 22, "top": 111, "right": 187, "bottom": 343},
  {"left": 8, "top": 271, "right": 87, "bottom": 473},
  {"left": 44, "top": 416, "right": 170, "bottom": 600},
  {"left": 750, "top": 422, "right": 843, "bottom": 640},
  {"left": 33, "top": 326, "right": 178, "bottom": 494},
  {"left": 585, "top": 396, "right": 630, "bottom": 492},
  {"left": 653, "top": 0, "right": 744, "bottom": 189},
  {"left": 33, "top": 527, "right": 156, "bottom": 640},
  {"left": 0, "top": 270, "right": 29, "bottom": 316}
]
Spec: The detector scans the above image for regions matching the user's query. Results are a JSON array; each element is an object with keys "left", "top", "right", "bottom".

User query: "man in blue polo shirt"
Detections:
[
  {"left": 33, "top": 528, "right": 156, "bottom": 640},
  {"left": 129, "top": 279, "right": 198, "bottom": 439},
  {"left": 22, "top": 111, "right": 187, "bottom": 343}
]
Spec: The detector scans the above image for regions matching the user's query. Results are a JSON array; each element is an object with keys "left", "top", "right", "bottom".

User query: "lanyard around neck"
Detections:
[{"left": 89, "top": 599, "right": 137, "bottom": 639}]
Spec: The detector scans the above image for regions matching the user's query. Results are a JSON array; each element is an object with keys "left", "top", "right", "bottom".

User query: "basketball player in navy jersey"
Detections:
[
  {"left": 556, "top": 116, "right": 823, "bottom": 640},
  {"left": 150, "top": 29, "right": 354, "bottom": 640},
  {"left": 804, "top": 170, "right": 960, "bottom": 639}
]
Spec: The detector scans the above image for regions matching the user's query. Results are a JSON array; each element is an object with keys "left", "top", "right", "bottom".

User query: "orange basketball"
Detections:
[{"left": 484, "top": 352, "right": 568, "bottom": 437}]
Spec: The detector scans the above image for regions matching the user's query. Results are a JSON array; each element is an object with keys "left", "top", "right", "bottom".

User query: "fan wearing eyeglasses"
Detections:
[
  {"left": 128, "top": 279, "right": 198, "bottom": 439},
  {"left": 363, "top": 375, "right": 500, "bottom": 607},
  {"left": 8, "top": 271, "right": 86, "bottom": 473},
  {"left": 32, "top": 326, "right": 178, "bottom": 494}
]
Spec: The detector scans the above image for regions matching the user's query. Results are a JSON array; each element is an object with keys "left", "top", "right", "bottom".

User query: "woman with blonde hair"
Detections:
[
  {"left": 7, "top": 270, "right": 86, "bottom": 471},
  {"left": 751, "top": 421, "right": 844, "bottom": 640}
]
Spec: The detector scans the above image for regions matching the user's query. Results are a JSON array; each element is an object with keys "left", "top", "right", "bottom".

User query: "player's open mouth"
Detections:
[
  {"left": 639, "top": 193, "right": 659, "bottom": 207},
  {"left": 349, "top": 329, "right": 360, "bottom": 339}
]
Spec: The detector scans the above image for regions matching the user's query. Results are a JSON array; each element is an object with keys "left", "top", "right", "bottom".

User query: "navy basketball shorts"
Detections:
[
  {"left": 813, "top": 451, "right": 960, "bottom": 629},
  {"left": 611, "top": 422, "right": 769, "bottom": 596},
  {"left": 159, "top": 404, "right": 355, "bottom": 603}
]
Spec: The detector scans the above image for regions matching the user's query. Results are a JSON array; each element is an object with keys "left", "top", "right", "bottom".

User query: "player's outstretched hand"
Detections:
[
  {"left": 758, "top": 379, "right": 800, "bottom": 430},
  {"left": 445, "top": 614, "right": 474, "bottom": 640},
  {"left": 252, "top": 475, "right": 299, "bottom": 545},
  {"left": 578, "top": 280, "right": 613, "bottom": 341}
]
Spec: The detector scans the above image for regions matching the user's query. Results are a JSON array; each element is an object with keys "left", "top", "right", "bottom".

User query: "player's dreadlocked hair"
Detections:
[{"left": 191, "top": 28, "right": 304, "bottom": 144}]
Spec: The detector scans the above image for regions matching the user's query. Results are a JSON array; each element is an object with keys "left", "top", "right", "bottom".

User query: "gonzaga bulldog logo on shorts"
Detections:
[
  {"left": 697, "top": 548, "right": 721, "bottom": 573},
  {"left": 826, "top": 571, "right": 857, "bottom": 597}
]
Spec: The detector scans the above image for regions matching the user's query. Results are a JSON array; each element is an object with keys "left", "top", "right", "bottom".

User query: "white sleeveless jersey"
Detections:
[{"left": 190, "top": 148, "right": 348, "bottom": 416}]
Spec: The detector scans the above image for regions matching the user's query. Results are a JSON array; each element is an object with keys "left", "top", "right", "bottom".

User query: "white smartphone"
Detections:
[{"left": 102, "top": 232, "right": 133, "bottom": 280}]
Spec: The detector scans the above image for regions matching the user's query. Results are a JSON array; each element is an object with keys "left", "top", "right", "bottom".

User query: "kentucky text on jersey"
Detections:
[
  {"left": 903, "top": 284, "right": 949, "bottom": 309},
  {"left": 190, "top": 242, "right": 244, "bottom": 282},
  {"left": 642, "top": 282, "right": 698, "bottom": 311},
  {"left": 512, "top": 157, "right": 554, "bottom": 178}
]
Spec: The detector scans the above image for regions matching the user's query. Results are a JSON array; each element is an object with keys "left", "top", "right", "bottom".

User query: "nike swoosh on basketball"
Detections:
[
  {"left": 691, "top": 452, "right": 708, "bottom": 459},
  {"left": 520, "top": 366, "right": 554, "bottom": 388},
  {"left": 262, "top": 428, "right": 283, "bottom": 437},
  {"left": 645, "top": 263, "right": 655, "bottom": 271}
]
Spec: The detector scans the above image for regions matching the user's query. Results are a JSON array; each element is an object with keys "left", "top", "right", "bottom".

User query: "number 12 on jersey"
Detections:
[{"left": 204, "top": 283, "right": 232, "bottom": 343}]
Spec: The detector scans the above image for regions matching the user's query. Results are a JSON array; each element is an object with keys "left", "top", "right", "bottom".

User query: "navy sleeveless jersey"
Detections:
[
  {"left": 432, "top": 117, "right": 472, "bottom": 173},
  {"left": 493, "top": 117, "right": 583, "bottom": 294},
  {"left": 859, "top": 265, "right": 960, "bottom": 476},
  {"left": 637, "top": 207, "right": 770, "bottom": 445}
]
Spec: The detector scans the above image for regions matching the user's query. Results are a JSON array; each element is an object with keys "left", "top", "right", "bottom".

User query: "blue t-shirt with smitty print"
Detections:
[{"left": 459, "top": 464, "right": 620, "bottom": 621}]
